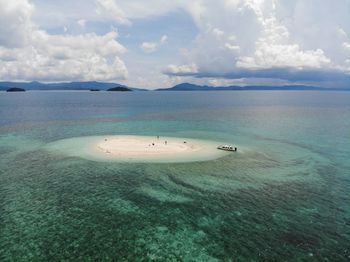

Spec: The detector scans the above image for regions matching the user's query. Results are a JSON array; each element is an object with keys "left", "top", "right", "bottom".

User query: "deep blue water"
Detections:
[{"left": 0, "top": 91, "right": 349, "bottom": 261}]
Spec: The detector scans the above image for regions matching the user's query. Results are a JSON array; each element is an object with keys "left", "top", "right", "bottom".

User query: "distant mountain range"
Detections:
[
  {"left": 156, "top": 82, "right": 350, "bottom": 91},
  {"left": 0, "top": 81, "right": 146, "bottom": 91},
  {"left": 0, "top": 81, "right": 349, "bottom": 91}
]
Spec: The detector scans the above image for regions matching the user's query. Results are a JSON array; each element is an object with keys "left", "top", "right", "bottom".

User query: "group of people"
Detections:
[
  {"left": 157, "top": 136, "right": 167, "bottom": 145},
  {"left": 149, "top": 136, "right": 167, "bottom": 147}
]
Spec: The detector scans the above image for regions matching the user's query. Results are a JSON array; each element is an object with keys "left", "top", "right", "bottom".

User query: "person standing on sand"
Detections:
[
  {"left": 157, "top": 136, "right": 159, "bottom": 140},
  {"left": 165, "top": 141, "right": 167, "bottom": 145}
]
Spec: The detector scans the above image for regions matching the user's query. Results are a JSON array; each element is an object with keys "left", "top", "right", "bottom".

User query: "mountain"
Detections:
[
  {"left": 157, "top": 83, "right": 214, "bottom": 91},
  {"left": 0, "top": 81, "right": 146, "bottom": 91},
  {"left": 157, "top": 83, "right": 350, "bottom": 91}
]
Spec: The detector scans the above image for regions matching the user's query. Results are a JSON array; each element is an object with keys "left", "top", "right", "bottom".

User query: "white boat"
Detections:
[{"left": 217, "top": 145, "right": 237, "bottom": 152}]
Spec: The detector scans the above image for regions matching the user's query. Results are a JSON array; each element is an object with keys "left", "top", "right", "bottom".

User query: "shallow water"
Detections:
[{"left": 0, "top": 91, "right": 349, "bottom": 261}]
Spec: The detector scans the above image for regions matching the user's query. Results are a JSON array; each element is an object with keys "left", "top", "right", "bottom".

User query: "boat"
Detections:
[{"left": 217, "top": 145, "right": 237, "bottom": 152}]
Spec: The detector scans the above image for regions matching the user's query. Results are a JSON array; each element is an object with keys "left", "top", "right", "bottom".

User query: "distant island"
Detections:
[
  {"left": 107, "top": 87, "right": 132, "bottom": 92},
  {"left": 0, "top": 81, "right": 349, "bottom": 92},
  {"left": 156, "top": 83, "right": 350, "bottom": 91},
  {"left": 6, "top": 87, "right": 25, "bottom": 92},
  {"left": 0, "top": 81, "right": 145, "bottom": 91}
]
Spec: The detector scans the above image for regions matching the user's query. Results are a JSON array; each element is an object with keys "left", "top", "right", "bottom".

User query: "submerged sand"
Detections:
[{"left": 45, "top": 135, "right": 231, "bottom": 163}]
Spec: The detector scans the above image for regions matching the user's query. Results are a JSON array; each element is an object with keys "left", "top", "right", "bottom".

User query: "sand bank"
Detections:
[{"left": 45, "top": 135, "right": 231, "bottom": 163}]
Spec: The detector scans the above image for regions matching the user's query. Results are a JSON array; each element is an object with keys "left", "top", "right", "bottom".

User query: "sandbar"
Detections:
[{"left": 45, "top": 135, "right": 231, "bottom": 163}]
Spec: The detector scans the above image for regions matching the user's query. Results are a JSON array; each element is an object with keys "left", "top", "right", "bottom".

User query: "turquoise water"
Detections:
[{"left": 0, "top": 91, "right": 349, "bottom": 261}]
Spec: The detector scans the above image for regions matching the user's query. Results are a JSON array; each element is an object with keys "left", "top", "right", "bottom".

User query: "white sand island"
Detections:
[{"left": 45, "top": 135, "right": 232, "bottom": 163}]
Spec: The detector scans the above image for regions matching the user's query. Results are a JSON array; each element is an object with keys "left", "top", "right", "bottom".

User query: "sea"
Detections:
[{"left": 0, "top": 91, "right": 349, "bottom": 261}]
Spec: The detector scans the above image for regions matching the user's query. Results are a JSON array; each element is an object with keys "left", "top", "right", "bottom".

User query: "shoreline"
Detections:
[{"left": 45, "top": 135, "right": 231, "bottom": 163}]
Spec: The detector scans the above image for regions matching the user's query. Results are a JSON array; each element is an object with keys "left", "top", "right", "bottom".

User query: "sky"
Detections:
[{"left": 1, "top": 0, "right": 350, "bottom": 89}]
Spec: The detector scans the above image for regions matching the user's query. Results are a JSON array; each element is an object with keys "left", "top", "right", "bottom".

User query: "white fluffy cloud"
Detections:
[
  {"left": 237, "top": 44, "right": 330, "bottom": 69},
  {"left": 0, "top": 0, "right": 128, "bottom": 82},
  {"left": 171, "top": 0, "right": 339, "bottom": 77},
  {"left": 95, "top": 0, "right": 131, "bottom": 25},
  {"left": 0, "top": 0, "right": 35, "bottom": 48},
  {"left": 140, "top": 35, "right": 168, "bottom": 53},
  {"left": 98, "top": 0, "right": 347, "bottom": 78},
  {"left": 236, "top": 12, "right": 331, "bottom": 69},
  {"left": 77, "top": 19, "right": 87, "bottom": 28},
  {"left": 140, "top": 42, "right": 158, "bottom": 54},
  {"left": 0, "top": 31, "right": 127, "bottom": 81},
  {"left": 164, "top": 63, "right": 198, "bottom": 75}
]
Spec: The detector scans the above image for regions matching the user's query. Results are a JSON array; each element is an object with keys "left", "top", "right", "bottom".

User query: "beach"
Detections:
[{"left": 45, "top": 135, "right": 231, "bottom": 163}]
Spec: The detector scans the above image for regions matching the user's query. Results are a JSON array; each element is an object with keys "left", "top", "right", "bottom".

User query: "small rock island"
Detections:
[
  {"left": 6, "top": 87, "right": 26, "bottom": 92},
  {"left": 107, "top": 86, "right": 132, "bottom": 92}
]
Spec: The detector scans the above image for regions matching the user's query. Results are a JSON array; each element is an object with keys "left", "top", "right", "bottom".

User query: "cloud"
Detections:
[
  {"left": 0, "top": 31, "right": 128, "bottom": 81},
  {"left": 235, "top": 10, "right": 331, "bottom": 70},
  {"left": 237, "top": 45, "right": 330, "bottom": 69},
  {"left": 140, "top": 35, "right": 168, "bottom": 53},
  {"left": 77, "top": 19, "right": 87, "bottom": 27},
  {"left": 160, "top": 35, "right": 168, "bottom": 44},
  {"left": 164, "top": 63, "right": 198, "bottom": 75},
  {"left": 95, "top": 0, "right": 131, "bottom": 25},
  {"left": 225, "top": 43, "right": 240, "bottom": 53},
  {"left": 0, "top": 0, "right": 128, "bottom": 82},
  {"left": 157, "top": 0, "right": 350, "bottom": 85},
  {"left": 0, "top": 0, "right": 35, "bottom": 48},
  {"left": 343, "top": 42, "right": 350, "bottom": 54},
  {"left": 140, "top": 42, "right": 158, "bottom": 53},
  {"left": 95, "top": 0, "right": 180, "bottom": 21}
]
